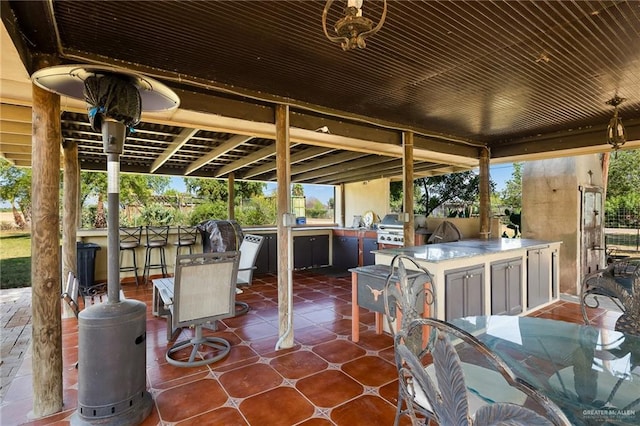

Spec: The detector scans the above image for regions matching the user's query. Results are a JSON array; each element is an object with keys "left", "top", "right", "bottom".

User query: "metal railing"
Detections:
[{"left": 605, "top": 206, "right": 640, "bottom": 255}]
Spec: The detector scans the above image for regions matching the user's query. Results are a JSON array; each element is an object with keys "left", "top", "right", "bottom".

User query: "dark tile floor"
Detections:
[{"left": 0, "top": 270, "right": 616, "bottom": 425}]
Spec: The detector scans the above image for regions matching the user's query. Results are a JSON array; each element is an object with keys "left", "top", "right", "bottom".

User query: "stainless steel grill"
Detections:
[{"left": 377, "top": 214, "right": 405, "bottom": 246}]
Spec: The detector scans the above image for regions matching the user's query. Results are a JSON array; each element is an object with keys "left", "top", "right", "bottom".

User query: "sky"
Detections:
[{"left": 170, "top": 163, "right": 514, "bottom": 203}]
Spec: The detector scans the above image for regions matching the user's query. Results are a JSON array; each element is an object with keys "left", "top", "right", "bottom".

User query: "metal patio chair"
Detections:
[{"left": 158, "top": 251, "right": 240, "bottom": 367}]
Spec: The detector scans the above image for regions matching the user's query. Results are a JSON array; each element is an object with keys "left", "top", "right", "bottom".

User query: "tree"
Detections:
[
  {"left": 80, "top": 171, "right": 171, "bottom": 228},
  {"left": 292, "top": 183, "right": 304, "bottom": 196},
  {"left": 499, "top": 162, "right": 522, "bottom": 210},
  {"left": 606, "top": 150, "right": 640, "bottom": 200},
  {"left": 184, "top": 177, "right": 264, "bottom": 203},
  {"left": 0, "top": 159, "right": 32, "bottom": 228},
  {"left": 605, "top": 149, "right": 640, "bottom": 227},
  {"left": 415, "top": 171, "right": 487, "bottom": 217},
  {"left": 120, "top": 174, "right": 170, "bottom": 207}
]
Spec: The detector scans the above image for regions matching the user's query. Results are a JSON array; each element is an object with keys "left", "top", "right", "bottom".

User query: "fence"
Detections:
[{"left": 605, "top": 206, "right": 640, "bottom": 255}]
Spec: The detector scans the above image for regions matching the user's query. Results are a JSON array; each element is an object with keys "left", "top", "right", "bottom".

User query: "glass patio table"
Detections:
[{"left": 450, "top": 315, "right": 640, "bottom": 425}]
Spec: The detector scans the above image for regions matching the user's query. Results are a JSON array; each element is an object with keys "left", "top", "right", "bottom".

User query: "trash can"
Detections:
[
  {"left": 77, "top": 242, "right": 101, "bottom": 294},
  {"left": 197, "top": 220, "right": 244, "bottom": 252}
]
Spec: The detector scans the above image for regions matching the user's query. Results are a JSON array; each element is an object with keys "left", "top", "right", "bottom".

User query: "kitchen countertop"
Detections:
[{"left": 373, "top": 238, "right": 559, "bottom": 263}]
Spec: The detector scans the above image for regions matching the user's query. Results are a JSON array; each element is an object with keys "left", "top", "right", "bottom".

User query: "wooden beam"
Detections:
[
  {"left": 62, "top": 141, "right": 79, "bottom": 285},
  {"left": 479, "top": 147, "right": 491, "bottom": 240},
  {"left": 0, "top": 103, "right": 32, "bottom": 122},
  {"left": 242, "top": 146, "right": 333, "bottom": 178},
  {"left": 403, "top": 132, "right": 415, "bottom": 246},
  {"left": 215, "top": 144, "right": 276, "bottom": 177},
  {"left": 185, "top": 134, "right": 254, "bottom": 175},
  {"left": 30, "top": 81, "right": 63, "bottom": 417},
  {"left": 150, "top": 127, "right": 198, "bottom": 173},
  {"left": 318, "top": 162, "right": 447, "bottom": 185},
  {"left": 1, "top": 120, "right": 32, "bottom": 135},
  {"left": 293, "top": 155, "right": 395, "bottom": 182},
  {"left": 228, "top": 172, "right": 235, "bottom": 220},
  {"left": 275, "top": 104, "right": 293, "bottom": 349}
]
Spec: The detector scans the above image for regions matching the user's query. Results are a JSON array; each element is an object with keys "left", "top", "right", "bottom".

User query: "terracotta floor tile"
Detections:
[
  {"left": 296, "top": 370, "right": 363, "bottom": 407},
  {"left": 331, "top": 394, "right": 397, "bottom": 426},
  {"left": 233, "top": 321, "right": 279, "bottom": 341},
  {"left": 219, "top": 363, "right": 283, "bottom": 398},
  {"left": 352, "top": 329, "right": 394, "bottom": 351},
  {"left": 313, "top": 339, "right": 366, "bottom": 364},
  {"left": 155, "top": 377, "right": 228, "bottom": 422},
  {"left": 297, "top": 417, "right": 335, "bottom": 426},
  {"left": 269, "top": 350, "right": 328, "bottom": 379},
  {"left": 300, "top": 308, "right": 341, "bottom": 325},
  {"left": 320, "top": 318, "right": 360, "bottom": 335},
  {"left": 147, "top": 361, "right": 209, "bottom": 388},
  {"left": 3, "top": 270, "right": 606, "bottom": 426},
  {"left": 342, "top": 355, "right": 397, "bottom": 387},
  {"left": 239, "top": 386, "right": 314, "bottom": 426},
  {"left": 248, "top": 335, "right": 300, "bottom": 358},
  {"left": 176, "top": 406, "right": 248, "bottom": 425},
  {"left": 294, "top": 325, "right": 338, "bottom": 346}
]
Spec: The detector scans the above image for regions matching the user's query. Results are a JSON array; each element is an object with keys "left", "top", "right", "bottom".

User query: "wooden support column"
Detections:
[
  {"left": 62, "top": 141, "right": 79, "bottom": 284},
  {"left": 275, "top": 104, "right": 294, "bottom": 348},
  {"left": 479, "top": 147, "right": 491, "bottom": 240},
  {"left": 31, "top": 79, "right": 63, "bottom": 417},
  {"left": 227, "top": 172, "right": 235, "bottom": 220},
  {"left": 403, "top": 131, "right": 415, "bottom": 246}
]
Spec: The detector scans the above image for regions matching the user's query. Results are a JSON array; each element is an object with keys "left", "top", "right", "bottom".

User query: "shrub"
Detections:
[
  {"left": 189, "top": 201, "right": 228, "bottom": 225},
  {"left": 140, "top": 203, "right": 175, "bottom": 225}
]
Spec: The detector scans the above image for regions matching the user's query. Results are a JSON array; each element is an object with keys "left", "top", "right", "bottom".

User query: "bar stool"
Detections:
[
  {"left": 143, "top": 225, "right": 170, "bottom": 285},
  {"left": 119, "top": 226, "right": 142, "bottom": 286},
  {"left": 174, "top": 226, "right": 199, "bottom": 256}
]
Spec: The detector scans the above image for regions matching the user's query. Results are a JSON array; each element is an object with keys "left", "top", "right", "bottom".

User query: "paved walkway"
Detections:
[{"left": 0, "top": 287, "right": 32, "bottom": 402}]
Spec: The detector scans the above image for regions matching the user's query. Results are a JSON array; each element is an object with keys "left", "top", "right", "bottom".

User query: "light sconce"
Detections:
[
  {"left": 322, "top": 0, "right": 387, "bottom": 51},
  {"left": 606, "top": 95, "right": 626, "bottom": 151}
]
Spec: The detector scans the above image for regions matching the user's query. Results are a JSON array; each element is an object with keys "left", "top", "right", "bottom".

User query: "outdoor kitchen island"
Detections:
[{"left": 358, "top": 238, "right": 562, "bottom": 328}]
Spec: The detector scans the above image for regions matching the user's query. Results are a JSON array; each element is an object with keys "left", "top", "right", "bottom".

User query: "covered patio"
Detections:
[
  {"left": 2, "top": 0, "right": 640, "bottom": 423},
  {"left": 0, "top": 269, "right": 621, "bottom": 425}
]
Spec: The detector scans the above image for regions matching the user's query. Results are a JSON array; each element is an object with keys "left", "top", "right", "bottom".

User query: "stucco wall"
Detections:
[
  {"left": 522, "top": 155, "right": 604, "bottom": 295},
  {"left": 344, "top": 178, "right": 391, "bottom": 225}
]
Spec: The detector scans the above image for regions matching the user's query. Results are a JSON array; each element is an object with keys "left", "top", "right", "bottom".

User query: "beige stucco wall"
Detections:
[
  {"left": 522, "top": 154, "right": 604, "bottom": 295},
  {"left": 344, "top": 178, "right": 391, "bottom": 225}
]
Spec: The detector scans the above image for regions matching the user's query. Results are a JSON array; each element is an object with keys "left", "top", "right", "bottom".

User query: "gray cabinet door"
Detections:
[
  {"left": 362, "top": 238, "right": 378, "bottom": 266},
  {"left": 255, "top": 233, "right": 277, "bottom": 274},
  {"left": 333, "top": 236, "right": 358, "bottom": 269},
  {"left": 445, "top": 265, "right": 484, "bottom": 321},
  {"left": 527, "top": 247, "right": 550, "bottom": 309},
  {"left": 294, "top": 235, "right": 330, "bottom": 269},
  {"left": 491, "top": 258, "right": 523, "bottom": 315}
]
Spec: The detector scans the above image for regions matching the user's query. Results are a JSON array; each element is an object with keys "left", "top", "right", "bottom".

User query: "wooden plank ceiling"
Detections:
[{"left": 2, "top": 1, "right": 640, "bottom": 184}]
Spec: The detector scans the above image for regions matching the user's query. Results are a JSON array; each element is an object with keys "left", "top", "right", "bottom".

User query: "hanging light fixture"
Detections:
[
  {"left": 606, "top": 95, "right": 627, "bottom": 151},
  {"left": 322, "top": 0, "right": 387, "bottom": 51}
]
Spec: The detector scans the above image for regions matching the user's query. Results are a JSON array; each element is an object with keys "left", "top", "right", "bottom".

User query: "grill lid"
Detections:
[{"left": 379, "top": 214, "right": 403, "bottom": 229}]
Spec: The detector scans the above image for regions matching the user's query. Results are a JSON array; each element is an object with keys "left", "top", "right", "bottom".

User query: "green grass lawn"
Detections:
[{"left": 1, "top": 231, "right": 31, "bottom": 289}]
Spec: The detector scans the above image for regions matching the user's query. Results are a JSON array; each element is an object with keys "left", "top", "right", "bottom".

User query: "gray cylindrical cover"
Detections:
[{"left": 77, "top": 299, "right": 147, "bottom": 419}]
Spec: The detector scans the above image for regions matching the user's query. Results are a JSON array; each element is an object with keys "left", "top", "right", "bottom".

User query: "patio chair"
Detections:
[
  {"left": 395, "top": 318, "right": 571, "bottom": 426},
  {"left": 234, "top": 234, "right": 265, "bottom": 315},
  {"left": 580, "top": 259, "right": 640, "bottom": 336},
  {"left": 159, "top": 251, "right": 240, "bottom": 367},
  {"left": 61, "top": 271, "right": 80, "bottom": 318}
]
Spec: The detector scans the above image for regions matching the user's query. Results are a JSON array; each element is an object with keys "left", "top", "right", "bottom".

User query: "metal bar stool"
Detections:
[
  {"left": 174, "top": 226, "right": 199, "bottom": 257},
  {"left": 119, "top": 226, "right": 142, "bottom": 286},
  {"left": 143, "top": 225, "right": 170, "bottom": 285}
]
